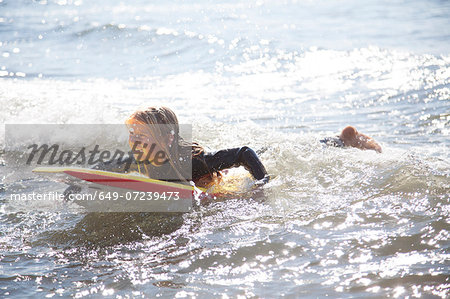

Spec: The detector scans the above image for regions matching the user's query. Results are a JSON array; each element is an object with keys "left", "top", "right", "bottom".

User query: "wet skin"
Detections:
[{"left": 339, "top": 126, "right": 382, "bottom": 153}]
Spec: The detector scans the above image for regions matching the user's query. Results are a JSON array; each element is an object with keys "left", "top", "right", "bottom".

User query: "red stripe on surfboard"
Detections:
[{"left": 64, "top": 171, "right": 193, "bottom": 198}]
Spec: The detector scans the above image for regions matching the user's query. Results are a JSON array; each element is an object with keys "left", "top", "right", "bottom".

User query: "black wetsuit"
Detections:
[
  {"left": 94, "top": 146, "right": 268, "bottom": 183},
  {"left": 193, "top": 147, "right": 267, "bottom": 181},
  {"left": 320, "top": 137, "right": 345, "bottom": 148}
]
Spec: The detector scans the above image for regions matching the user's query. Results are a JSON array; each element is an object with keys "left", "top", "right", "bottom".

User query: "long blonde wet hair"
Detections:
[{"left": 125, "top": 106, "right": 204, "bottom": 183}]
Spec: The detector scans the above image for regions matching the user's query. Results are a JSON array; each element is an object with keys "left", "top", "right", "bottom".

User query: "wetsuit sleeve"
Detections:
[
  {"left": 202, "top": 147, "right": 268, "bottom": 181},
  {"left": 320, "top": 136, "right": 345, "bottom": 147}
]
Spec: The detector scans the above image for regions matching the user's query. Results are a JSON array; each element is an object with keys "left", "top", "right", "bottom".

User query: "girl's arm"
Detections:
[{"left": 200, "top": 146, "right": 269, "bottom": 182}]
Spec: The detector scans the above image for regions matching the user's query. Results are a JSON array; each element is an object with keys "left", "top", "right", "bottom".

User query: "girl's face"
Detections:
[{"left": 125, "top": 118, "right": 172, "bottom": 166}]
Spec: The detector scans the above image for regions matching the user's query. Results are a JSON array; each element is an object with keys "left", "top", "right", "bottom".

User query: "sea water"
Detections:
[{"left": 0, "top": 0, "right": 449, "bottom": 297}]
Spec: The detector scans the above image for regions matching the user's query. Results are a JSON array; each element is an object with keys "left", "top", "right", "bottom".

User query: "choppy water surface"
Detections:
[{"left": 1, "top": 0, "right": 449, "bottom": 298}]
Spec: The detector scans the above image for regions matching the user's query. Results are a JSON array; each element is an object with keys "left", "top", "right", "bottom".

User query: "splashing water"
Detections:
[{"left": 1, "top": 0, "right": 449, "bottom": 298}]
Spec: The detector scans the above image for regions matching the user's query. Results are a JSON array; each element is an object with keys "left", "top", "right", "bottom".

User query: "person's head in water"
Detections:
[
  {"left": 125, "top": 106, "right": 196, "bottom": 180},
  {"left": 339, "top": 126, "right": 382, "bottom": 153}
]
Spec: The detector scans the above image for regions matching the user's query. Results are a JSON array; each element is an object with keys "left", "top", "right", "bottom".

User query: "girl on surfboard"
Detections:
[{"left": 99, "top": 106, "right": 269, "bottom": 188}]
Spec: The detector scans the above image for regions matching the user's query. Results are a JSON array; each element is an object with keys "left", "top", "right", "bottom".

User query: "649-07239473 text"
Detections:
[{"left": 9, "top": 191, "right": 181, "bottom": 202}]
